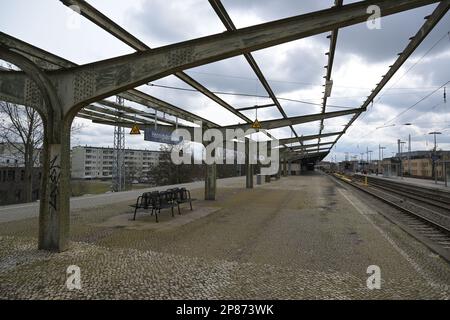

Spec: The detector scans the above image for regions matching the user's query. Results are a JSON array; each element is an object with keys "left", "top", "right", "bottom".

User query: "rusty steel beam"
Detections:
[
  {"left": 222, "top": 107, "right": 363, "bottom": 131},
  {"left": 45, "top": 0, "right": 440, "bottom": 109},
  {"left": 60, "top": 0, "right": 252, "bottom": 124},
  {"left": 280, "top": 142, "right": 335, "bottom": 152},
  {"left": 235, "top": 103, "right": 276, "bottom": 112},
  {"left": 329, "top": 1, "right": 449, "bottom": 152},
  {"left": 318, "top": 0, "right": 343, "bottom": 151},
  {"left": 278, "top": 131, "right": 343, "bottom": 145},
  {"left": 84, "top": 105, "right": 160, "bottom": 126},
  {"left": 0, "top": 31, "right": 217, "bottom": 127},
  {"left": 209, "top": 0, "right": 301, "bottom": 143}
]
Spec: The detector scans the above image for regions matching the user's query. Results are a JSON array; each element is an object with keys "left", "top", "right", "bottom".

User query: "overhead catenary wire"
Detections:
[
  {"left": 347, "top": 30, "right": 450, "bottom": 130},
  {"left": 374, "top": 31, "right": 450, "bottom": 105},
  {"left": 186, "top": 70, "right": 443, "bottom": 91},
  {"left": 383, "top": 81, "right": 449, "bottom": 126},
  {"left": 147, "top": 83, "right": 355, "bottom": 109},
  {"left": 355, "top": 80, "right": 449, "bottom": 140}
]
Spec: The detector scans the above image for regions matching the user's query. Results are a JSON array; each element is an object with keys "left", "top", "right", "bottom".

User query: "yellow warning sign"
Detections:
[
  {"left": 130, "top": 124, "right": 141, "bottom": 135},
  {"left": 251, "top": 119, "right": 262, "bottom": 130}
]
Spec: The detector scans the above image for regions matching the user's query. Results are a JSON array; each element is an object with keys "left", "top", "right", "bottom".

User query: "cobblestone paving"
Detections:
[
  {"left": 0, "top": 173, "right": 449, "bottom": 299},
  {"left": 1, "top": 236, "right": 444, "bottom": 300}
]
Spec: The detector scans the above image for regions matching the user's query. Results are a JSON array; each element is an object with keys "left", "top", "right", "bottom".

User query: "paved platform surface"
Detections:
[
  {"left": 0, "top": 176, "right": 244, "bottom": 223},
  {"left": 360, "top": 174, "right": 450, "bottom": 193},
  {"left": 0, "top": 173, "right": 449, "bottom": 299}
]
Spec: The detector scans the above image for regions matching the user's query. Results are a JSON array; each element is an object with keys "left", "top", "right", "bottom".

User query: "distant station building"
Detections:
[
  {"left": 383, "top": 150, "right": 450, "bottom": 179},
  {"left": 71, "top": 146, "right": 162, "bottom": 180}
]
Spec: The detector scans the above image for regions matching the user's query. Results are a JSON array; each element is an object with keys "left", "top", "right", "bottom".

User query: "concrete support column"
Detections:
[
  {"left": 38, "top": 117, "right": 71, "bottom": 252},
  {"left": 277, "top": 155, "right": 281, "bottom": 179},
  {"left": 245, "top": 138, "right": 254, "bottom": 189},
  {"left": 282, "top": 154, "right": 287, "bottom": 177},
  {"left": 204, "top": 163, "right": 217, "bottom": 200},
  {"left": 204, "top": 145, "right": 217, "bottom": 200},
  {"left": 288, "top": 161, "right": 292, "bottom": 176}
]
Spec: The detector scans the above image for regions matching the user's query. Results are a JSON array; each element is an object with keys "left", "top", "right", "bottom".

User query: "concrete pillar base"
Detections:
[
  {"left": 38, "top": 118, "right": 71, "bottom": 252},
  {"left": 246, "top": 164, "right": 254, "bottom": 188},
  {"left": 204, "top": 163, "right": 217, "bottom": 200}
]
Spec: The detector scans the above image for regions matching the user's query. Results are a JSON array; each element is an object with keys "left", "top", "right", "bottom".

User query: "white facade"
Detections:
[{"left": 71, "top": 146, "right": 161, "bottom": 179}]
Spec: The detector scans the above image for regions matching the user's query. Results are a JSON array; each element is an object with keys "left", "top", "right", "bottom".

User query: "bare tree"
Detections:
[
  {"left": 147, "top": 143, "right": 203, "bottom": 186},
  {"left": 0, "top": 101, "right": 43, "bottom": 202}
]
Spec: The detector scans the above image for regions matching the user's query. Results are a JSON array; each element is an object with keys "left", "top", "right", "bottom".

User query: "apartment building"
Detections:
[{"left": 71, "top": 146, "right": 162, "bottom": 180}]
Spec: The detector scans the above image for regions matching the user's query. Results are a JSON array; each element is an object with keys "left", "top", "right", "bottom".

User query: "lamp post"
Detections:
[
  {"left": 398, "top": 140, "right": 406, "bottom": 179},
  {"left": 429, "top": 131, "right": 442, "bottom": 184},
  {"left": 378, "top": 145, "right": 386, "bottom": 176},
  {"left": 360, "top": 152, "right": 364, "bottom": 172},
  {"left": 404, "top": 123, "right": 413, "bottom": 177}
]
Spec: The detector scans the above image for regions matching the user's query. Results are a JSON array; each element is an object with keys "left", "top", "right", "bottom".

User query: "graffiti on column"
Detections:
[{"left": 49, "top": 155, "right": 61, "bottom": 211}]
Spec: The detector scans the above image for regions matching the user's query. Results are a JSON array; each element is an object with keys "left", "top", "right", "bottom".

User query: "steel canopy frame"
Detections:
[
  {"left": 318, "top": 0, "right": 343, "bottom": 152},
  {"left": 0, "top": 0, "right": 445, "bottom": 252},
  {"left": 0, "top": 32, "right": 217, "bottom": 128},
  {"left": 208, "top": 0, "right": 302, "bottom": 145},
  {"left": 59, "top": 0, "right": 253, "bottom": 124},
  {"left": 328, "top": 1, "right": 450, "bottom": 159},
  {"left": 0, "top": 0, "right": 445, "bottom": 162}
]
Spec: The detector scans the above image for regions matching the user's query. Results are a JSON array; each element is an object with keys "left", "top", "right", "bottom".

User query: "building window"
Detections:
[{"left": 7, "top": 170, "right": 15, "bottom": 182}]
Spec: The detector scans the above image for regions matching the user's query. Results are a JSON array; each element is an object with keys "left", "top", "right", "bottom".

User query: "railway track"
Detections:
[
  {"left": 355, "top": 174, "right": 450, "bottom": 207},
  {"left": 330, "top": 173, "right": 450, "bottom": 263}
]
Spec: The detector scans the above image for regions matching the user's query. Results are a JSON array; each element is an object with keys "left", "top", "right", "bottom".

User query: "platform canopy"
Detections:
[
  {"left": 1, "top": 0, "right": 448, "bottom": 160},
  {"left": 0, "top": 0, "right": 448, "bottom": 251}
]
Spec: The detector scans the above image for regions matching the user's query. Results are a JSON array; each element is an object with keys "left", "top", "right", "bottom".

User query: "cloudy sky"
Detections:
[{"left": 1, "top": 0, "right": 449, "bottom": 161}]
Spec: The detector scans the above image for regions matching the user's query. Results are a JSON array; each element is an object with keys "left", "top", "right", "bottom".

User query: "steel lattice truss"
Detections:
[{"left": 1, "top": 0, "right": 449, "bottom": 163}]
